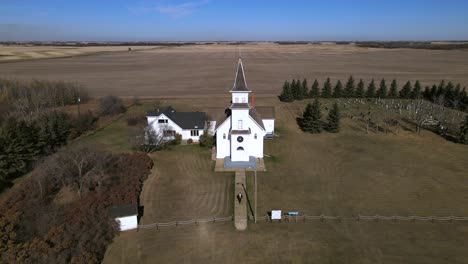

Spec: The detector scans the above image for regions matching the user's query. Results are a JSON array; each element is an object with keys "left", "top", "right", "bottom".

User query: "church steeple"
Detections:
[{"left": 230, "top": 58, "right": 251, "bottom": 93}]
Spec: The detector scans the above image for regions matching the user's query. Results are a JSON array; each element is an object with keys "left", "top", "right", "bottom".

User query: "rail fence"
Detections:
[
  {"left": 137, "top": 216, "right": 233, "bottom": 229},
  {"left": 249, "top": 214, "right": 468, "bottom": 223},
  {"left": 136, "top": 214, "right": 468, "bottom": 230}
]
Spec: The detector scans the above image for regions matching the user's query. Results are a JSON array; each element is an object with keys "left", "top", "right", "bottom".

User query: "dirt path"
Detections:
[{"left": 234, "top": 171, "right": 247, "bottom": 230}]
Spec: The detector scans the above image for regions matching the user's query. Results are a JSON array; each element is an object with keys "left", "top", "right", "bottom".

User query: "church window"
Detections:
[
  {"left": 223, "top": 133, "right": 226, "bottom": 139},
  {"left": 242, "top": 97, "right": 246, "bottom": 103},
  {"left": 191, "top": 130, "right": 200, "bottom": 137},
  {"left": 235, "top": 97, "right": 239, "bottom": 103},
  {"left": 254, "top": 133, "right": 257, "bottom": 139},
  {"left": 237, "top": 147, "right": 244, "bottom": 151},
  {"left": 237, "top": 136, "right": 244, "bottom": 143},
  {"left": 238, "top": 120, "right": 243, "bottom": 130}
]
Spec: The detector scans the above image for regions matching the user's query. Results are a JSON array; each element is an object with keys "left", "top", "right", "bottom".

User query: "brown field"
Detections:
[
  {"left": 102, "top": 97, "right": 468, "bottom": 264},
  {"left": 1, "top": 43, "right": 468, "bottom": 98}
]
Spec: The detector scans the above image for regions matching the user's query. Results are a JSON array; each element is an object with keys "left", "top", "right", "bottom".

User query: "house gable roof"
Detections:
[
  {"left": 230, "top": 58, "right": 251, "bottom": 93},
  {"left": 147, "top": 106, "right": 206, "bottom": 130}
]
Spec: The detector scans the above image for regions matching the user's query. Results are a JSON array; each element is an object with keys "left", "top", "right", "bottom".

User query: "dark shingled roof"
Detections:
[
  {"left": 249, "top": 108, "right": 265, "bottom": 130},
  {"left": 230, "top": 58, "right": 251, "bottom": 92},
  {"left": 147, "top": 106, "right": 206, "bottom": 130},
  {"left": 109, "top": 204, "right": 138, "bottom": 218}
]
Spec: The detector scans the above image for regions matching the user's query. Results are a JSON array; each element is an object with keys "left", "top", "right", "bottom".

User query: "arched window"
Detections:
[
  {"left": 254, "top": 133, "right": 257, "bottom": 139},
  {"left": 237, "top": 147, "right": 244, "bottom": 151},
  {"left": 223, "top": 133, "right": 226, "bottom": 139}
]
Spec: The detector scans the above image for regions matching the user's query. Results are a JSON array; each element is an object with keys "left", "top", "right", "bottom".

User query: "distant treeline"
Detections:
[
  {"left": 356, "top": 41, "right": 468, "bottom": 50},
  {"left": 279, "top": 77, "right": 468, "bottom": 112},
  {"left": 0, "top": 78, "right": 89, "bottom": 111}
]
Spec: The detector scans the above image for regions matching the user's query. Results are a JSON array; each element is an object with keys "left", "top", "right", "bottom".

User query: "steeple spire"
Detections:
[{"left": 230, "top": 58, "right": 251, "bottom": 92}]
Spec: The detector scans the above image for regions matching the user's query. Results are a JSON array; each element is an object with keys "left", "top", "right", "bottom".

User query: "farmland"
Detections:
[
  {"left": 1, "top": 43, "right": 468, "bottom": 97},
  {"left": 1, "top": 43, "right": 467, "bottom": 263}
]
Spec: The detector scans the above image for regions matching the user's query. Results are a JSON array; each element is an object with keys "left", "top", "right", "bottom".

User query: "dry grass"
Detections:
[
  {"left": 103, "top": 97, "right": 468, "bottom": 264},
  {"left": 0, "top": 43, "right": 467, "bottom": 97}
]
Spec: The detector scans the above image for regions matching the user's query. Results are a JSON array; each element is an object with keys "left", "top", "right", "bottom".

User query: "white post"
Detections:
[{"left": 255, "top": 169, "right": 257, "bottom": 223}]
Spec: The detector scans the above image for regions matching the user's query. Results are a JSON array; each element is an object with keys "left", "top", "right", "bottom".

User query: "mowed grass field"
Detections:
[
  {"left": 102, "top": 97, "right": 468, "bottom": 264},
  {"left": 1, "top": 43, "right": 468, "bottom": 97}
]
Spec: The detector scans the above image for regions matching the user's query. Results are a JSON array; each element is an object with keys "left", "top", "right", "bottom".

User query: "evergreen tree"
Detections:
[
  {"left": 411, "top": 80, "right": 422, "bottom": 99},
  {"left": 459, "top": 115, "right": 468, "bottom": 144},
  {"left": 366, "top": 79, "right": 376, "bottom": 98},
  {"left": 300, "top": 99, "right": 322, "bottom": 133},
  {"left": 279, "top": 81, "right": 294, "bottom": 102},
  {"left": 332, "top": 80, "right": 343, "bottom": 98},
  {"left": 423, "top": 86, "right": 431, "bottom": 100},
  {"left": 376, "top": 79, "right": 387, "bottom": 98},
  {"left": 326, "top": 102, "right": 340, "bottom": 133},
  {"left": 309, "top": 79, "right": 320, "bottom": 98},
  {"left": 300, "top": 79, "right": 308, "bottom": 99},
  {"left": 388, "top": 79, "right": 398, "bottom": 98},
  {"left": 445, "top": 81, "right": 455, "bottom": 107},
  {"left": 355, "top": 79, "right": 365, "bottom": 98},
  {"left": 321, "top": 78, "right": 332, "bottom": 98},
  {"left": 429, "top": 84, "right": 437, "bottom": 102},
  {"left": 399, "top": 81, "right": 412, "bottom": 99},
  {"left": 290, "top": 79, "right": 299, "bottom": 100},
  {"left": 344, "top": 76, "right": 355, "bottom": 98}
]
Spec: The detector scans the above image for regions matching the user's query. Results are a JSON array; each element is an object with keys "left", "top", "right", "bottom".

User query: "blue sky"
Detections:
[{"left": 1, "top": 0, "right": 467, "bottom": 41}]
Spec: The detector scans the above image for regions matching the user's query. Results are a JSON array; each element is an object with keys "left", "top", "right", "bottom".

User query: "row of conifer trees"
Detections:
[{"left": 279, "top": 77, "right": 468, "bottom": 111}]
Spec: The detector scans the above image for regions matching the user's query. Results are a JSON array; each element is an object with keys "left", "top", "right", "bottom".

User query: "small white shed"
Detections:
[{"left": 109, "top": 204, "right": 138, "bottom": 231}]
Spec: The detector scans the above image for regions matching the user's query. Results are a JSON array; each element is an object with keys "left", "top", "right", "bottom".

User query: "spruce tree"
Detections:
[
  {"left": 332, "top": 80, "right": 343, "bottom": 98},
  {"left": 326, "top": 102, "right": 340, "bottom": 133},
  {"left": 321, "top": 78, "right": 332, "bottom": 98},
  {"left": 344, "top": 76, "right": 355, "bottom": 98},
  {"left": 445, "top": 81, "right": 455, "bottom": 107},
  {"left": 429, "top": 85, "right": 437, "bottom": 102},
  {"left": 411, "top": 80, "right": 422, "bottom": 99},
  {"left": 309, "top": 79, "right": 320, "bottom": 98},
  {"left": 423, "top": 86, "right": 431, "bottom": 100},
  {"left": 399, "top": 81, "right": 412, "bottom": 99},
  {"left": 366, "top": 79, "right": 376, "bottom": 98},
  {"left": 300, "top": 99, "right": 322, "bottom": 133},
  {"left": 301, "top": 79, "right": 308, "bottom": 99},
  {"left": 459, "top": 115, "right": 468, "bottom": 144},
  {"left": 355, "top": 79, "right": 365, "bottom": 98},
  {"left": 279, "top": 81, "right": 293, "bottom": 102},
  {"left": 388, "top": 79, "right": 398, "bottom": 98},
  {"left": 290, "top": 79, "right": 299, "bottom": 100},
  {"left": 376, "top": 79, "right": 387, "bottom": 98}
]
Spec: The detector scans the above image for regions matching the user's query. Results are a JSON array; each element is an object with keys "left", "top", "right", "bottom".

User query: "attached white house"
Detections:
[
  {"left": 147, "top": 106, "right": 207, "bottom": 142},
  {"left": 214, "top": 58, "right": 275, "bottom": 163},
  {"left": 109, "top": 204, "right": 138, "bottom": 231}
]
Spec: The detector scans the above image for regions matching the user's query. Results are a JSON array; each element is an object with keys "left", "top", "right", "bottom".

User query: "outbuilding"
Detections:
[{"left": 109, "top": 204, "right": 138, "bottom": 231}]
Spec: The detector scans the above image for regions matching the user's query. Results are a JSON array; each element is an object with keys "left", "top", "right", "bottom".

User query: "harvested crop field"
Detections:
[{"left": 1, "top": 43, "right": 468, "bottom": 97}]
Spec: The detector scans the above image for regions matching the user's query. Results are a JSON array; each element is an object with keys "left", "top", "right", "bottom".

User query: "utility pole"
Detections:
[{"left": 254, "top": 169, "right": 257, "bottom": 223}]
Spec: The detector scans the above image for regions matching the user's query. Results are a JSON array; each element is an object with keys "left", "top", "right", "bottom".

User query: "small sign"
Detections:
[{"left": 271, "top": 210, "right": 282, "bottom": 220}]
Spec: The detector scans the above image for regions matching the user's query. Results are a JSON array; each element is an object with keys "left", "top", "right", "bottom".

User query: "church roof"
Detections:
[
  {"left": 230, "top": 58, "right": 251, "bottom": 92},
  {"left": 249, "top": 108, "right": 265, "bottom": 130}
]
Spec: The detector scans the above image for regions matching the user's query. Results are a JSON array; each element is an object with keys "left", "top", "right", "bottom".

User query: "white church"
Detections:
[
  {"left": 214, "top": 58, "right": 274, "bottom": 164},
  {"left": 147, "top": 58, "right": 274, "bottom": 167}
]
